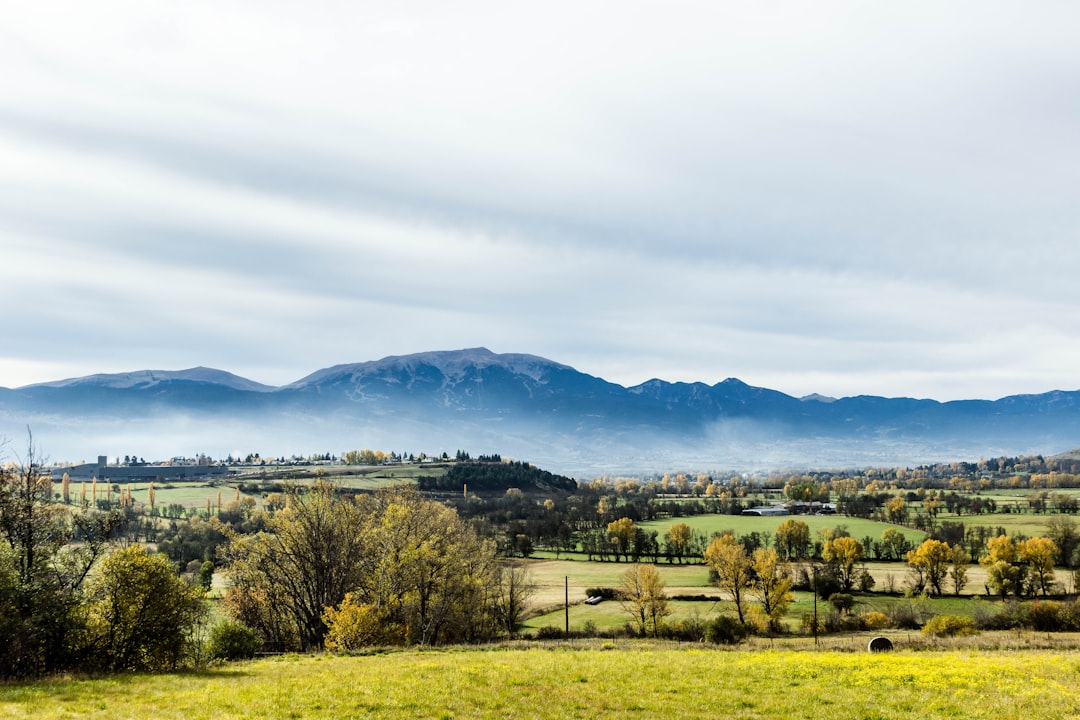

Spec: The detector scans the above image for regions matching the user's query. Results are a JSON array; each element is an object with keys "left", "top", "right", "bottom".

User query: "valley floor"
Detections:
[{"left": 3, "top": 641, "right": 1078, "bottom": 719}]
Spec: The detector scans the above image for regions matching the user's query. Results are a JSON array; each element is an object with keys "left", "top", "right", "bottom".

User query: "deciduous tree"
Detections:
[
  {"left": 664, "top": 522, "right": 692, "bottom": 564},
  {"left": 618, "top": 563, "right": 670, "bottom": 637},
  {"left": 774, "top": 519, "right": 810, "bottom": 561},
  {"left": 906, "top": 539, "right": 952, "bottom": 595},
  {"left": 83, "top": 545, "right": 205, "bottom": 672},
  {"left": 607, "top": 517, "right": 637, "bottom": 562},
  {"left": 750, "top": 548, "right": 793, "bottom": 630},
  {"left": 1019, "top": 537, "right": 1058, "bottom": 596},
  {"left": 822, "top": 536, "right": 863, "bottom": 592},
  {"left": 981, "top": 534, "right": 1023, "bottom": 598},
  {"left": 704, "top": 534, "right": 752, "bottom": 625}
]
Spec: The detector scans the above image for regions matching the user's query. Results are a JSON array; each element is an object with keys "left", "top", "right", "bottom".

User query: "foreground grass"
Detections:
[{"left": 4, "top": 646, "right": 1079, "bottom": 719}]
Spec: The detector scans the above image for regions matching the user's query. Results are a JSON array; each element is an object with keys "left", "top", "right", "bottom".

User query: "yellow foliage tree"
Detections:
[
  {"left": 906, "top": 539, "right": 951, "bottom": 595},
  {"left": 704, "top": 534, "right": 752, "bottom": 625},
  {"left": 1019, "top": 536, "right": 1058, "bottom": 596},
  {"left": 822, "top": 536, "right": 863, "bottom": 592}
]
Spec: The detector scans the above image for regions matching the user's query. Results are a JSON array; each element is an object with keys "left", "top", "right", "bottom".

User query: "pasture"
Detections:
[
  {"left": 636, "top": 513, "right": 926, "bottom": 545},
  {"left": 2, "top": 647, "right": 1078, "bottom": 719}
]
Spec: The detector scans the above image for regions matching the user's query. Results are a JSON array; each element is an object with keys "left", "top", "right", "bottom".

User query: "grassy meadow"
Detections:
[
  {"left": 636, "top": 513, "right": 926, "bottom": 545},
  {"left": 3, "top": 646, "right": 1079, "bottom": 719}
]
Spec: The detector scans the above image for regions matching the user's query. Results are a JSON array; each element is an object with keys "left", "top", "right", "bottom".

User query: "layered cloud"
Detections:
[{"left": 2, "top": 1, "right": 1079, "bottom": 400}]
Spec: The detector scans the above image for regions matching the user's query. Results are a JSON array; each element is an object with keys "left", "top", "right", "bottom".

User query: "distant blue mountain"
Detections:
[{"left": 2, "top": 348, "right": 1078, "bottom": 473}]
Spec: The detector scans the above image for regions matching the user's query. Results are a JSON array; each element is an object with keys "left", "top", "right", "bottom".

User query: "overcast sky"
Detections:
[{"left": 2, "top": 1, "right": 1079, "bottom": 401}]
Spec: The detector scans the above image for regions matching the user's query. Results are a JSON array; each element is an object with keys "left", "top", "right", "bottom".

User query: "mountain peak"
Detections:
[{"left": 23, "top": 367, "right": 275, "bottom": 393}]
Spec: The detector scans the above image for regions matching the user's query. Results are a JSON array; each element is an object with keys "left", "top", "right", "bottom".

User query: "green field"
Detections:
[
  {"left": 3, "top": 647, "right": 1078, "bottom": 719},
  {"left": 637, "top": 513, "right": 926, "bottom": 545},
  {"left": 930, "top": 511, "right": 1074, "bottom": 538}
]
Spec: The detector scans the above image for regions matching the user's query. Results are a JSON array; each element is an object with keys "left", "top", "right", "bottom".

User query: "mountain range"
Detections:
[{"left": 2, "top": 348, "right": 1078, "bottom": 474}]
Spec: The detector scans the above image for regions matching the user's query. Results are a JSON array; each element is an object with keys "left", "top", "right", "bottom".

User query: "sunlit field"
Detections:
[{"left": 3, "top": 646, "right": 1078, "bottom": 719}]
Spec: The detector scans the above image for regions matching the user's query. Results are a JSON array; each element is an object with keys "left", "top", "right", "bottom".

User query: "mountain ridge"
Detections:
[{"left": 2, "top": 348, "right": 1078, "bottom": 473}]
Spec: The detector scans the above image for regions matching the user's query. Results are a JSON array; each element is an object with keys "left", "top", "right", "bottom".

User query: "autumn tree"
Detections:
[
  {"left": 880, "top": 528, "right": 911, "bottom": 561},
  {"left": 906, "top": 539, "right": 951, "bottom": 595},
  {"left": 884, "top": 496, "right": 908, "bottom": 525},
  {"left": 1019, "top": 537, "right": 1058, "bottom": 596},
  {"left": 225, "top": 484, "right": 501, "bottom": 651},
  {"left": 948, "top": 544, "right": 970, "bottom": 596},
  {"left": 83, "top": 545, "right": 206, "bottom": 672},
  {"left": 981, "top": 534, "right": 1023, "bottom": 598},
  {"left": 750, "top": 548, "right": 794, "bottom": 630},
  {"left": 618, "top": 563, "right": 670, "bottom": 637},
  {"left": 665, "top": 522, "right": 693, "bottom": 564},
  {"left": 222, "top": 481, "right": 370, "bottom": 650},
  {"left": 822, "top": 536, "right": 863, "bottom": 592},
  {"left": 607, "top": 517, "right": 637, "bottom": 562},
  {"left": 774, "top": 519, "right": 810, "bottom": 561},
  {"left": 493, "top": 561, "right": 534, "bottom": 638},
  {"left": 0, "top": 434, "right": 119, "bottom": 677},
  {"left": 704, "top": 534, "right": 752, "bottom": 625}
]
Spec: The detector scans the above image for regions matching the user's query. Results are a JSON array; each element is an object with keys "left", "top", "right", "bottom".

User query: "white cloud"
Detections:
[{"left": 1, "top": 1, "right": 1080, "bottom": 400}]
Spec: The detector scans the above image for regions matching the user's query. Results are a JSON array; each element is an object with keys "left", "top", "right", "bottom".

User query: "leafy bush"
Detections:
[
  {"left": 584, "top": 587, "right": 618, "bottom": 600},
  {"left": 828, "top": 593, "right": 855, "bottom": 614},
  {"left": 889, "top": 593, "right": 932, "bottom": 630},
  {"left": 973, "top": 599, "right": 1027, "bottom": 631},
  {"left": 323, "top": 594, "right": 406, "bottom": 650},
  {"left": 860, "top": 611, "right": 891, "bottom": 631},
  {"left": 858, "top": 569, "right": 876, "bottom": 592},
  {"left": 800, "top": 613, "right": 824, "bottom": 635},
  {"left": 207, "top": 621, "right": 261, "bottom": 661},
  {"left": 921, "top": 615, "right": 977, "bottom": 638},
  {"left": 705, "top": 615, "right": 748, "bottom": 645},
  {"left": 660, "top": 614, "right": 707, "bottom": 642},
  {"left": 535, "top": 625, "right": 565, "bottom": 640},
  {"left": 1029, "top": 600, "right": 1080, "bottom": 632}
]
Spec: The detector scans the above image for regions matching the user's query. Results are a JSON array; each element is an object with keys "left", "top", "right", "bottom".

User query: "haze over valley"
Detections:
[{"left": 4, "top": 348, "right": 1077, "bottom": 474}]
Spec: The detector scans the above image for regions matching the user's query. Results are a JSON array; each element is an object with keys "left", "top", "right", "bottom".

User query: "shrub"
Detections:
[
  {"left": 858, "top": 569, "right": 876, "bottom": 592},
  {"left": 973, "top": 599, "right": 1027, "bottom": 631},
  {"left": 889, "top": 593, "right": 932, "bottom": 630},
  {"left": 744, "top": 606, "right": 770, "bottom": 635},
  {"left": 828, "top": 593, "right": 855, "bottom": 614},
  {"left": 584, "top": 587, "right": 617, "bottom": 600},
  {"left": 860, "top": 611, "right": 891, "bottom": 631},
  {"left": 323, "top": 594, "right": 405, "bottom": 650},
  {"left": 800, "top": 613, "right": 824, "bottom": 635},
  {"left": 921, "top": 615, "right": 977, "bottom": 638},
  {"left": 1030, "top": 601, "right": 1071, "bottom": 632},
  {"left": 535, "top": 625, "right": 565, "bottom": 640},
  {"left": 705, "top": 615, "right": 748, "bottom": 645},
  {"left": 813, "top": 572, "right": 842, "bottom": 599},
  {"left": 660, "top": 614, "right": 706, "bottom": 642},
  {"left": 207, "top": 621, "right": 261, "bottom": 661}
]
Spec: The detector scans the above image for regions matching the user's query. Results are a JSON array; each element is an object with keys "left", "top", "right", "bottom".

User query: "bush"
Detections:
[
  {"left": 535, "top": 625, "right": 565, "bottom": 640},
  {"left": 921, "top": 615, "right": 977, "bottom": 638},
  {"left": 973, "top": 599, "right": 1027, "bottom": 631},
  {"left": 660, "top": 614, "right": 706, "bottom": 642},
  {"left": 858, "top": 569, "right": 876, "bottom": 592},
  {"left": 800, "top": 613, "right": 824, "bottom": 635},
  {"left": 889, "top": 594, "right": 932, "bottom": 630},
  {"left": 207, "top": 621, "right": 261, "bottom": 661},
  {"left": 860, "top": 611, "right": 891, "bottom": 631},
  {"left": 828, "top": 593, "right": 855, "bottom": 614},
  {"left": 705, "top": 615, "right": 748, "bottom": 645},
  {"left": 1029, "top": 600, "right": 1080, "bottom": 632},
  {"left": 584, "top": 587, "right": 617, "bottom": 600}
]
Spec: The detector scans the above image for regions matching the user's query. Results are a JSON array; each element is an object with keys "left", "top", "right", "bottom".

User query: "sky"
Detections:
[{"left": 2, "top": 1, "right": 1080, "bottom": 402}]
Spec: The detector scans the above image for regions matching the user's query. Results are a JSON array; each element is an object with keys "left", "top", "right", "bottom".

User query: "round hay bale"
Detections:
[{"left": 868, "top": 636, "right": 894, "bottom": 653}]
